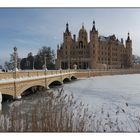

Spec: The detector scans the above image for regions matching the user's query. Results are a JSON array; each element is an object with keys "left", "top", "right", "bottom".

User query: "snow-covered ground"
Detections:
[
  {"left": 62, "top": 74, "right": 140, "bottom": 131},
  {"left": 1, "top": 74, "right": 140, "bottom": 132},
  {"left": 64, "top": 74, "right": 140, "bottom": 110}
]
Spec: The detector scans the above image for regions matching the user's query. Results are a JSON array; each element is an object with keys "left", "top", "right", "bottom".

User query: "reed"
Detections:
[{"left": 0, "top": 89, "right": 140, "bottom": 132}]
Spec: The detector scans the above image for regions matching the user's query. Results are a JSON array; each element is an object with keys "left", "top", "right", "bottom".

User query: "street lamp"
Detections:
[
  {"left": 44, "top": 53, "right": 47, "bottom": 71},
  {"left": 13, "top": 46, "right": 18, "bottom": 72},
  {"left": 13, "top": 47, "right": 19, "bottom": 99}
]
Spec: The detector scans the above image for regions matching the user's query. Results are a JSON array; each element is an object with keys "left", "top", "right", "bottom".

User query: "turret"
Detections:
[
  {"left": 63, "top": 22, "right": 72, "bottom": 43},
  {"left": 92, "top": 20, "right": 96, "bottom": 32},
  {"left": 65, "top": 22, "right": 70, "bottom": 34},
  {"left": 126, "top": 32, "right": 132, "bottom": 47},
  {"left": 90, "top": 20, "right": 99, "bottom": 69},
  {"left": 63, "top": 22, "right": 72, "bottom": 69},
  {"left": 73, "top": 34, "right": 76, "bottom": 42},
  {"left": 90, "top": 20, "right": 98, "bottom": 43},
  {"left": 125, "top": 33, "right": 132, "bottom": 67}
]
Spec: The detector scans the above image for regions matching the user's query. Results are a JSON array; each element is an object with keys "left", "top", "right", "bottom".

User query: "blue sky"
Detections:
[{"left": 0, "top": 8, "right": 140, "bottom": 65}]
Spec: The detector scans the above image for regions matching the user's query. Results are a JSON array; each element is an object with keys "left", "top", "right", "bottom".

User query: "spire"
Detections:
[
  {"left": 65, "top": 22, "right": 70, "bottom": 33},
  {"left": 93, "top": 20, "right": 95, "bottom": 26},
  {"left": 92, "top": 20, "right": 96, "bottom": 32},
  {"left": 82, "top": 22, "right": 84, "bottom": 29},
  {"left": 127, "top": 32, "right": 130, "bottom": 42}
]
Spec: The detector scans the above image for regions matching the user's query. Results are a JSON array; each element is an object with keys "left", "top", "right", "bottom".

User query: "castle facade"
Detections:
[{"left": 56, "top": 21, "right": 132, "bottom": 69}]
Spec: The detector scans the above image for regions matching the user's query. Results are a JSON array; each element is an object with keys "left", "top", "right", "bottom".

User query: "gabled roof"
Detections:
[{"left": 99, "top": 35, "right": 123, "bottom": 46}]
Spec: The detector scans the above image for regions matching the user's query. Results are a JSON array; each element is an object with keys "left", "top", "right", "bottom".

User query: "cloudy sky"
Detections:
[{"left": 0, "top": 8, "right": 140, "bottom": 65}]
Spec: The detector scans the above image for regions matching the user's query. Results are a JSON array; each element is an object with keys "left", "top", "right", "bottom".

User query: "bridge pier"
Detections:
[
  {"left": 43, "top": 85, "right": 50, "bottom": 90},
  {"left": 46, "top": 86, "right": 50, "bottom": 90},
  {"left": 15, "top": 95, "right": 22, "bottom": 100}
]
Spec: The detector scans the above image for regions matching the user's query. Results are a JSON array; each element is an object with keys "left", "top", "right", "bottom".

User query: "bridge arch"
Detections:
[
  {"left": 18, "top": 83, "right": 45, "bottom": 97},
  {"left": 71, "top": 75, "right": 77, "bottom": 80},
  {"left": 63, "top": 77, "right": 71, "bottom": 83},
  {"left": 21, "top": 85, "right": 45, "bottom": 96},
  {"left": 48, "top": 80, "right": 62, "bottom": 88}
]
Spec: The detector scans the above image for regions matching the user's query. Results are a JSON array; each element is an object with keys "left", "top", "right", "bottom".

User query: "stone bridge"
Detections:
[
  {"left": 0, "top": 68, "right": 140, "bottom": 100},
  {"left": 0, "top": 70, "right": 78, "bottom": 99}
]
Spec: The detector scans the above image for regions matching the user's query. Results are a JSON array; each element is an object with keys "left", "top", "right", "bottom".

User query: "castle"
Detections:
[{"left": 56, "top": 21, "right": 132, "bottom": 69}]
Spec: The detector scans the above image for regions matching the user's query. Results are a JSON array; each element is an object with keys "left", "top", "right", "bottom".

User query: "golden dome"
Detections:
[{"left": 79, "top": 25, "right": 87, "bottom": 36}]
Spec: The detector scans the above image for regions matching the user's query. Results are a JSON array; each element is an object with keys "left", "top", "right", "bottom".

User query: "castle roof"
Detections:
[
  {"left": 99, "top": 35, "right": 123, "bottom": 45},
  {"left": 99, "top": 36, "right": 110, "bottom": 42}
]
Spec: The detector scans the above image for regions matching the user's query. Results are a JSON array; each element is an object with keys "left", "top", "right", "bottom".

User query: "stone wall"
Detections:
[{"left": 76, "top": 69, "right": 140, "bottom": 78}]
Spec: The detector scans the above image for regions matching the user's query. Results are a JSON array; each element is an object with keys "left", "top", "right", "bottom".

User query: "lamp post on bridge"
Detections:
[
  {"left": 44, "top": 53, "right": 47, "bottom": 71},
  {"left": 13, "top": 47, "right": 21, "bottom": 100},
  {"left": 14, "top": 46, "right": 18, "bottom": 72},
  {"left": 44, "top": 53, "right": 48, "bottom": 89},
  {"left": 13, "top": 46, "right": 19, "bottom": 81}
]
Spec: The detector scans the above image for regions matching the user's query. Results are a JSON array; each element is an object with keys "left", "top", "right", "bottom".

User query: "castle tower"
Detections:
[
  {"left": 125, "top": 32, "right": 132, "bottom": 67},
  {"left": 78, "top": 24, "right": 88, "bottom": 47},
  {"left": 89, "top": 20, "right": 99, "bottom": 69},
  {"left": 63, "top": 22, "right": 72, "bottom": 69}
]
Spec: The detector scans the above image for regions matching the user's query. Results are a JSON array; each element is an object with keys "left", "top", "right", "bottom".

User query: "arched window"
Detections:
[{"left": 79, "top": 41, "right": 83, "bottom": 48}]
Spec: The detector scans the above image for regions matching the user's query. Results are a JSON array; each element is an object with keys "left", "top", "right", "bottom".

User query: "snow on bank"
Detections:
[{"left": 62, "top": 74, "right": 140, "bottom": 131}]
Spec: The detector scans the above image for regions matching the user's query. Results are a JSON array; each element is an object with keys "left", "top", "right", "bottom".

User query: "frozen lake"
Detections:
[
  {"left": 63, "top": 74, "right": 140, "bottom": 113},
  {"left": 60, "top": 74, "right": 140, "bottom": 131},
  {"left": 1, "top": 74, "right": 140, "bottom": 132}
]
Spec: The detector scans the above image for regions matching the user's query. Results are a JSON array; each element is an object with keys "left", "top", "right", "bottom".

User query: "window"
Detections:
[{"left": 79, "top": 41, "right": 83, "bottom": 48}]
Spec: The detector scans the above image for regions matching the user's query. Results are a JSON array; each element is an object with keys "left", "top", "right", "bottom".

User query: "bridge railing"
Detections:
[
  {"left": 0, "top": 69, "right": 76, "bottom": 80},
  {"left": 0, "top": 72, "right": 14, "bottom": 80},
  {"left": 1, "top": 68, "right": 140, "bottom": 80}
]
